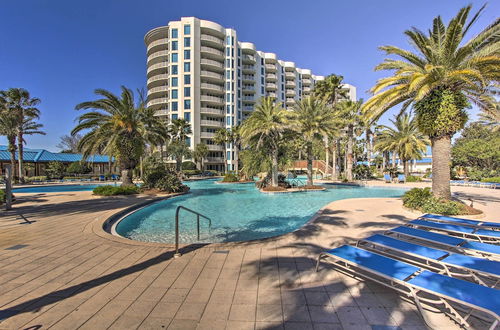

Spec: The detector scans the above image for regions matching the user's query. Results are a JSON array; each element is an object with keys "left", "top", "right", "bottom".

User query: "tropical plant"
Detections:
[
  {"left": 0, "top": 88, "right": 44, "bottom": 183},
  {"left": 213, "top": 128, "right": 231, "bottom": 172},
  {"left": 193, "top": 143, "right": 209, "bottom": 170},
  {"left": 336, "top": 100, "right": 364, "bottom": 181},
  {"left": 240, "top": 97, "right": 288, "bottom": 187},
  {"left": 375, "top": 114, "right": 430, "bottom": 176},
  {"left": 363, "top": 5, "right": 499, "bottom": 199},
  {"left": 93, "top": 185, "right": 139, "bottom": 196},
  {"left": 169, "top": 118, "right": 192, "bottom": 142},
  {"left": 166, "top": 141, "right": 192, "bottom": 172},
  {"left": 478, "top": 103, "right": 500, "bottom": 132},
  {"left": 72, "top": 86, "right": 165, "bottom": 186},
  {"left": 289, "top": 96, "right": 337, "bottom": 185},
  {"left": 142, "top": 162, "right": 187, "bottom": 193},
  {"left": 45, "top": 161, "right": 66, "bottom": 179},
  {"left": 0, "top": 105, "right": 18, "bottom": 178}
]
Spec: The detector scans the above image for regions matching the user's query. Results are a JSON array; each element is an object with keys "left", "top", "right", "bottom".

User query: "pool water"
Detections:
[
  {"left": 116, "top": 179, "right": 406, "bottom": 244},
  {"left": 13, "top": 183, "right": 117, "bottom": 193}
]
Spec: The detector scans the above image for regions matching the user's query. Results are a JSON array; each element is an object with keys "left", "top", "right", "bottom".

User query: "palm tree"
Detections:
[
  {"left": 240, "top": 97, "right": 288, "bottom": 187},
  {"left": 193, "top": 143, "right": 209, "bottom": 170},
  {"left": 213, "top": 128, "right": 231, "bottom": 172},
  {"left": 169, "top": 118, "right": 192, "bottom": 141},
  {"left": 166, "top": 140, "right": 192, "bottom": 172},
  {"left": 363, "top": 5, "right": 499, "bottom": 199},
  {"left": 478, "top": 103, "right": 500, "bottom": 132},
  {"left": 0, "top": 88, "right": 42, "bottom": 182},
  {"left": 0, "top": 106, "right": 18, "bottom": 177},
  {"left": 336, "top": 100, "right": 364, "bottom": 181},
  {"left": 289, "top": 96, "right": 337, "bottom": 186},
  {"left": 375, "top": 114, "right": 430, "bottom": 177},
  {"left": 72, "top": 86, "right": 165, "bottom": 186}
]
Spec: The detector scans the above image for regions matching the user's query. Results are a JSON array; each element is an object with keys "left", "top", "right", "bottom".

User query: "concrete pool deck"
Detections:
[{"left": 0, "top": 183, "right": 499, "bottom": 329}]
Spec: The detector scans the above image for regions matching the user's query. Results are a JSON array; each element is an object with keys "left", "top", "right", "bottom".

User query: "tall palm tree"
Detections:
[
  {"left": 240, "top": 97, "right": 288, "bottom": 187},
  {"left": 0, "top": 88, "right": 42, "bottom": 182},
  {"left": 363, "top": 5, "right": 499, "bottom": 199},
  {"left": 478, "top": 103, "right": 500, "bottom": 132},
  {"left": 375, "top": 114, "right": 430, "bottom": 176},
  {"left": 289, "top": 96, "right": 337, "bottom": 186},
  {"left": 166, "top": 140, "right": 192, "bottom": 172},
  {"left": 213, "top": 128, "right": 231, "bottom": 173},
  {"left": 169, "top": 118, "right": 192, "bottom": 141},
  {"left": 336, "top": 100, "right": 364, "bottom": 181},
  {"left": 193, "top": 143, "right": 209, "bottom": 171},
  {"left": 72, "top": 86, "right": 165, "bottom": 186},
  {"left": 0, "top": 106, "right": 18, "bottom": 177}
]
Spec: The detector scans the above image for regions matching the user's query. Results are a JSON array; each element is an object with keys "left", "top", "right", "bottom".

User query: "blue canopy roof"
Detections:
[{"left": 0, "top": 145, "right": 113, "bottom": 163}]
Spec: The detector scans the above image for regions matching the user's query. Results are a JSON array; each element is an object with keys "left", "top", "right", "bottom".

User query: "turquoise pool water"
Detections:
[
  {"left": 116, "top": 179, "right": 406, "bottom": 244},
  {"left": 13, "top": 183, "right": 116, "bottom": 193}
]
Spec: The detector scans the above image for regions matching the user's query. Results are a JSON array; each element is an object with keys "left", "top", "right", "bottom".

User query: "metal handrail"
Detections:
[
  {"left": 289, "top": 178, "right": 305, "bottom": 188},
  {"left": 174, "top": 206, "right": 212, "bottom": 257}
]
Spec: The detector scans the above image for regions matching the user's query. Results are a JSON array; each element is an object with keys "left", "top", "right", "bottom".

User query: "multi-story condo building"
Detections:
[{"left": 145, "top": 17, "right": 356, "bottom": 171}]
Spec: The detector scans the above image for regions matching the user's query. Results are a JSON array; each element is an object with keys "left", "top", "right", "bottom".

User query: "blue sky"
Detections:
[{"left": 1, "top": 0, "right": 497, "bottom": 151}]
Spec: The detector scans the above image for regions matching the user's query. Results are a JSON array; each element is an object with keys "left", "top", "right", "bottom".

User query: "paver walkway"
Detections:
[{"left": 0, "top": 184, "right": 498, "bottom": 329}]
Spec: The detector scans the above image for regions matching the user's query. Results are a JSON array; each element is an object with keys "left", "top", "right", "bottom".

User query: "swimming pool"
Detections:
[
  {"left": 13, "top": 183, "right": 116, "bottom": 193},
  {"left": 115, "top": 179, "right": 406, "bottom": 244}
]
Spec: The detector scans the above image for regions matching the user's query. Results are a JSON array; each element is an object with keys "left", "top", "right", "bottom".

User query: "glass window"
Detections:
[
  {"left": 171, "top": 40, "right": 178, "bottom": 50},
  {"left": 184, "top": 87, "right": 190, "bottom": 97},
  {"left": 226, "top": 70, "right": 230, "bottom": 79},
  {"left": 184, "top": 100, "right": 191, "bottom": 109},
  {"left": 226, "top": 93, "right": 230, "bottom": 102},
  {"left": 172, "top": 114, "right": 178, "bottom": 120},
  {"left": 184, "top": 62, "right": 190, "bottom": 72},
  {"left": 184, "top": 37, "right": 190, "bottom": 47},
  {"left": 171, "top": 65, "right": 178, "bottom": 74},
  {"left": 226, "top": 105, "right": 230, "bottom": 114},
  {"left": 185, "top": 137, "right": 191, "bottom": 146},
  {"left": 227, "top": 151, "right": 231, "bottom": 160},
  {"left": 226, "top": 36, "right": 231, "bottom": 45},
  {"left": 171, "top": 28, "right": 178, "bottom": 38},
  {"left": 184, "top": 25, "right": 190, "bottom": 35},
  {"left": 226, "top": 59, "right": 230, "bottom": 67},
  {"left": 171, "top": 101, "right": 178, "bottom": 111},
  {"left": 184, "top": 112, "right": 191, "bottom": 122},
  {"left": 171, "top": 77, "right": 178, "bottom": 87},
  {"left": 171, "top": 89, "right": 178, "bottom": 99},
  {"left": 238, "top": 49, "right": 241, "bottom": 56},
  {"left": 171, "top": 53, "right": 178, "bottom": 62},
  {"left": 226, "top": 117, "right": 230, "bottom": 125},
  {"left": 184, "top": 50, "right": 190, "bottom": 60},
  {"left": 184, "top": 74, "right": 191, "bottom": 84}
]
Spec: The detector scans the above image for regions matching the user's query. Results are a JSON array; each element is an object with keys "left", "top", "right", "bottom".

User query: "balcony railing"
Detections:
[
  {"left": 201, "top": 34, "right": 224, "bottom": 47},
  {"left": 206, "top": 157, "right": 225, "bottom": 163},
  {"left": 154, "top": 109, "right": 169, "bottom": 116},
  {"left": 200, "top": 107, "right": 225, "bottom": 116},
  {"left": 266, "top": 73, "right": 277, "bottom": 80},
  {"left": 147, "top": 50, "right": 169, "bottom": 63},
  {"left": 285, "top": 72, "right": 295, "bottom": 79},
  {"left": 201, "top": 58, "right": 224, "bottom": 70},
  {"left": 242, "top": 54, "right": 256, "bottom": 63},
  {"left": 242, "top": 106, "right": 254, "bottom": 111},
  {"left": 266, "top": 83, "right": 277, "bottom": 89},
  {"left": 201, "top": 95, "right": 225, "bottom": 104},
  {"left": 200, "top": 119, "right": 224, "bottom": 127},
  {"left": 147, "top": 86, "right": 169, "bottom": 95},
  {"left": 147, "top": 39, "right": 168, "bottom": 52},
  {"left": 242, "top": 86, "right": 255, "bottom": 92},
  {"left": 242, "top": 65, "right": 255, "bottom": 71},
  {"left": 265, "top": 64, "right": 276, "bottom": 71},
  {"left": 200, "top": 71, "right": 224, "bottom": 80},
  {"left": 242, "top": 75, "right": 255, "bottom": 81},
  {"left": 147, "top": 98, "right": 168, "bottom": 106},
  {"left": 286, "top": 89, "right": 296, "bottom": 96},
  {"left": 201, "top": 83, "right": 224, "bottom": 93},
  {"left": 302, "top": 78, "right": 312, "bottom": 85},
  {"left": 206, "top": 144, "right": 224, "bottom": 151},
  {"left": 201, "top": 46, "right": 224, "bottom": 58},
  {"left": 200, "top": 132, "right": 216, "bottom": 139},
  {"left": 147, "top": 74, "right": 168, "bottom": 85},
  {"left": 147, "top": 62, "right": 168, "bottom": 74}
]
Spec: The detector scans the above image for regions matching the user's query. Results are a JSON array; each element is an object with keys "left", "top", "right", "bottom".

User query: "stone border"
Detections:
[
  {"left": 214, "top": 180, "right": 255, "bottom": 184},
  {"left": 259, "top": 187, "right": 326, "bottom": 194}
]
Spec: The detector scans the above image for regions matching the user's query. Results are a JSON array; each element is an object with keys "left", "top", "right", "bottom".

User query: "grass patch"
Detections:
[
  {"left": 406, "top": 175, "right": 422, "bottom": 182},
  {"left": 482, "top": 177, "right": 500, "bottom": 183},
  {"left": 93, "top": 185, "right": 139, "bottom": 196}
]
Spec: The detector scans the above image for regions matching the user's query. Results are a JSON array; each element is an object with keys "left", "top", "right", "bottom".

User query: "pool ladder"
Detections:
[{"left": 174, "top": 206, "right": 212, "bottom": 258}]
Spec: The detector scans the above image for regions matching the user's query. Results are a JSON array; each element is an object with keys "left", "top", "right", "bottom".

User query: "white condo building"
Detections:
[{"left": 145, "top": 17, "right": 356, "bottom": 171}]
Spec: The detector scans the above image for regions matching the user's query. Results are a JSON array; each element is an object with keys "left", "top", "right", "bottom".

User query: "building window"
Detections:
[
  {"left": 226, "top": 105, "right": 230, "bottom": 114},
  {"left": 184, "top": 87, "right": 190, "bottom": 97},
  {"left": 171, "top": 65, "right": 178, "bottom": 74},
  {"left": 171, "top": 101, "right": 178, "bottom": 111},
  {"left": 226, "top": 93, "right": 230, "bottom": 102},
  {"left": 171, "top": 53, "right": 178, "bottom": 63},
  {"left": 226, "top": 36, "right": 231, "bottom": 45},
  {"left": 171, "top": 40, "right": 178, "bottom": 50},
  {"left": 226, "top": 59, "right": 230, "bottom": 67},
  {"left": 171, "top": 28, "right": 178, "bottom": 38},
  {"left": 226, "top": 48, "right": 230, "bottom": 56},
  {"left": 172, "top": 89, "right": 178, "bottom": 99},
  {"left": 184, "top": 25, "right": 191, "bottom": 35},
  {"left": 171, "top": 77, "right": 178, "bottom": 87},
  {"left": 184, "top": 112, "right": 191, "bottom": 122},
  {"left": 184, "top": 62, "right": 190, "bottom": 72},
  {"left": 226, "top": 70, "right": 230, "bottom": 79},
  {"left": 185, "top": 137, "right": 191, "bottom": 146},
  {"left": 184, "top": 50, "right": 190, "bottom": 60},
  {"left": 184, "top": 37, "right": 190, "bottom": 47},
  {"left": 184, "top": 75, "right": 191, "bottom": 84},
  {"left": 227, "top": 151, "right": 231, "bottom": 160},
  {"left": 226, "top": 117, "right": 230, "bottom": 125},
  {"left": 184, "top": 100, "right": 191, "bottom": 109},
  {"left": 172, "top": 113, "right": 178, "bottom": 120}
]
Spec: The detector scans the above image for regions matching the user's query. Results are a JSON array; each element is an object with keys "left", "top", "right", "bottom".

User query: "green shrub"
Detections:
[
  {"left": 143, "top": 165, "right": 188, "bottom": 193},
  {"left": 66, "top": 162, "right": 92, "bottom": 174},
  {"left": 93, "top": 185, "right": 139, "bottom": 196},
  {"left": 222, "top": 173, "right": 239, "bottom": 182},
  {"left": 402, "top": 187, "right": 433, "bottom": 210},
  {"left": 482, "top": 177, "right": 500, "bottom": 183},
  {"left": 45, "top": 161, "right": 66, "bottom": 179},
  {"left": 0, "top": 189, "right": 5, "bottom": 204},
  {"left": 26, "top": 176, "right": 47, "bottom": 182},
  {"left": 183, "top": 169, "right": 201, "bottom": 177},
  {"left": 402, "top": 187, "right": 468, "bottom": 215},
  {"left": 181, "top": 161, "right": 197, "bottom": 170},
  {"left": 406, "top": 175, "right": 422, "bottom": 182}
]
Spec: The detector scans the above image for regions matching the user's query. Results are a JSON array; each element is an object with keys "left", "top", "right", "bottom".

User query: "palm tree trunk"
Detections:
[
  {"left": 324, "top": 136, "right": 329, "bottom": 178},
  {"left": 431, "top": 136, "right": 452, "bottom": 199},
  {"left": 17, "top": 132, "right": 24, "bottom": 183},
  {"left": 271, "top": 147, "right": 279, "bottom": 187},
  {"left": 8, "top": 136, "right": 16, "bottom": 181},
  {"left": 306, "top": 141, "right": 313, "bottom": 186},
  {"left": 403, "top": 160, "right": 409, "bottom": 177},
  {"left": 176, "top": 156, "right": 182, "bottom": 172},
  {"left": 382, "top": 152, "right": 386, "bottom": 171},
  {"left": 331, "top": 142, "right": 337, "bottom": 180},
  {"left": 346, "top": 127, "right": 354, "bottom": 182},
  {"left": 392, "top": 153, "right": 397, "bottom": 167}
]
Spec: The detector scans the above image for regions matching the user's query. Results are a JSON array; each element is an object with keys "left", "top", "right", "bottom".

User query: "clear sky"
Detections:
[{"left": 1, "top": 0, "right": 497, "bottom": 151}]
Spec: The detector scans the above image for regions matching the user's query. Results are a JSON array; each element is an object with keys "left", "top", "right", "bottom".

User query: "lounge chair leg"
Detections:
[
  {"left": 409, "top": 288, "right": 435, "bottom": 330},
  {"left": 315, "top": 253, "right": 324, "bottom": 272}
]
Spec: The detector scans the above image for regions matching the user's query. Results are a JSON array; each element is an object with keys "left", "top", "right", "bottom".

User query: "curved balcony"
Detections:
[
  {"left": 265, "top": 73, "right": 277, "bottom": 82},
  {"left": 242, "top": 96, "right": 255, "bottom": 103},
  {"left": 286, "top": 89, "right": 296, "bottom": 97},
  {"left": 147, "top": 74, "right": 169, "bottom": 87},
  {"left": 267, "top": 92, "right": 277, "bottom": 98},
  {"left": 147, "top": 50, "right": 169, "bottom": 65},
  {"left": 201, "top": 95, "right": 225, "bottom": 106},
  {"left": 265, "top": 64, "right": 276, "bottom": 72},
  {"left": 242, "top": 65, "right": 255, "bottom": 74},
  {"left": 240, "top": 42, "right": 256, "bottom": 54},
  {"left": 200, "top": 70, "right": 224, "bottom": 82},
  {"left": 286, "top": 98, "right": 296, "bottom": 105},
  {"left": 242, "top": 54, "right": 256, "bottom": 64},
  {"left": 200, "top": 119, "right": 224, "bottom": 128},
  {"left": 147, "top": 98, "right": 168, "bottom": 107},
  {"left": 147, "top": 62, "right": 168, "bottom": 77},
  {"left": 302, "top": 78, "right": 312, "bottom": 85},
  {"left": 147, "top": 86, "right": 169, "bottom": 97},
  {"left": 201, "top": 58, "right": 225, "bottom": 72},
  {"left": 147, "top": 38, "right": 168, "bottom": 55},
  {"left": 200, "top": 132, "right": 216, "bottom": 139},
  {"left": 286, "top": 80, "right": 296, "bottom": 88},
  {"left": 242, "top": 105, "right": 254, "bottom": 112},
  {"left": 200, "top": 46, "right": 224, "bottom": 60},
  {"left": 206, "top": 144, "right": 224, "bottom": 151},
  {"left": 201, "top": 82, "right": 225, "bottom": 94},
  {"left": 206, "top": 157, "right": 225, "bottom": 163},
  {"left": 154, "top": 109, "right": 169, "bottom": 117},
  {"left": 242, "top": 86, "right": 256, "bottom": 94},
  {"left": 200, "top": 34, "right": 224, "bottom": 49},
  {"left": 285, "top": 72, "right": 295, "bottom": 79},
  {"left": 303, "top": 86, "right": 312, "bottom": 93},
  {"left": 200, "top": 107, "right": 225, "bottom": 116},
  {"left": 265, "top": 83, "right": 277, "bottom": 91},
  {"left": 242, "top": 75, "right": 255, "bottom": 83}
]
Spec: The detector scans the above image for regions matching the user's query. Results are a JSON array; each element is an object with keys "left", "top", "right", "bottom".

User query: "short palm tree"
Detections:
[
  {"left": 213, "top": 128, "right": 231, "bottom": 172},
  {"left": 0, "top": 88, "right": 43, "bottom": 182},
  {"left": 169, "top": 118, "right": 192, "bottom": 142},
  {"left": 72, "top": 86, "right": 165, "bottom": 186},
  {"left": 193, "top": 143, "right": 209, "bottom": 171},
  {"left": 166, "top": 140, "right": 192, "bottom": 172},
  {"left": 336, "top": 100, "right": 364, "bottom": 181},
  {"left": 289, "top": 96, "right": 337, "bottom": 186},
  {"left": 363, "top": 5, "right": 499, "bottom": 199},
  {"left": 375, "top": 114, "right": 430, "bottom": 176},
  {"left": 240, "top": 97, "right": 288, "bottom": 187}
]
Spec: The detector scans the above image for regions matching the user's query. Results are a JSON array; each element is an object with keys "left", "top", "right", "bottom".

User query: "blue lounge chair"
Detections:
[
  {"left": 397, "top": 174, "right": 406, "bottom": 183},
  {"left": 316, "top": 245, "right": 500, "bottom": 329},
  {"left": 409, "top": 219, "right": 500, "bottom": 243},
  {"left": 359, "top": 234, "right": 500, "bottom": 287},
  {"left": 384, "top": 174, "right": 391, "bottom": 183},
  {"left": 388, "top": 226, "right": 500, "bottom": 259},
  {"left": 420, "top": 214, "right": 500, "bottom": 230},
  {"left": 99, "top": 175, "right": 105, "bottom": 181}
]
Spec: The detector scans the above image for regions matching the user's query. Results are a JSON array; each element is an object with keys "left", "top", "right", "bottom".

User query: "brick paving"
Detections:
[{"left": 0, "top": 185, "right": 498, "bottom": 329}]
